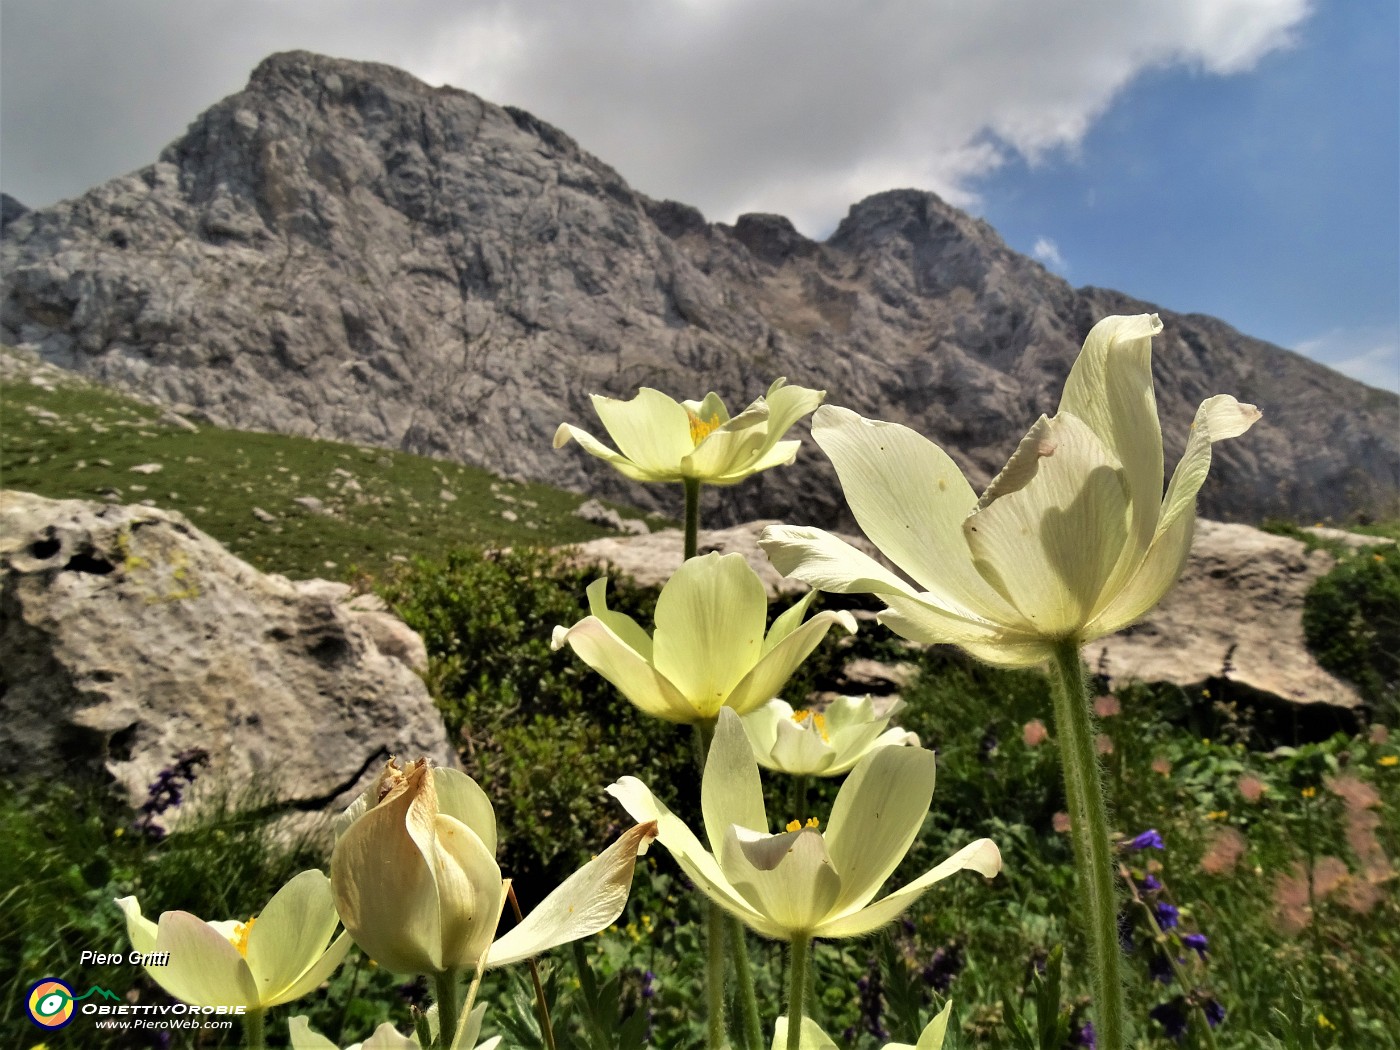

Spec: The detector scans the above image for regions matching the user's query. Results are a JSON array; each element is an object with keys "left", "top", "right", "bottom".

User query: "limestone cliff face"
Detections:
[{"left": 3, "top": 51, "right": 1395, "bottom": 527}]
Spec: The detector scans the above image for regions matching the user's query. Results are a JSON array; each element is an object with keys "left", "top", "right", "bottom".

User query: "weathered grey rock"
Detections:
[
  {"left": 1304, "top": 526, "right": 1397, "bottom": 550},
  {"left": 1, "top": 51, "right": 1394, "bottom": 529},
  {"left": 1086, "top": 520, "right": 1362, "bottom": 710},
  {"left": 573, "top": 497, "right": 649, "bottom": 535},
  {"left": 0, "top": 490, "right": 453, "bottom": 823},
  {"left": 564, "top": 517, "right": 1363, "bottom": 712}
]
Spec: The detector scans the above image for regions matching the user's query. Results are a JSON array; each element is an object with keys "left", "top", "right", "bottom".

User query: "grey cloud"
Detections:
[{"left": 3, "top": 0, "right": 1308, "bottom": 233}]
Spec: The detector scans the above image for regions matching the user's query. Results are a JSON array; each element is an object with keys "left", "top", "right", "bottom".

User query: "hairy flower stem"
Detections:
[
  {"left": 509, "top": 884, "right": 558, "bottom": 1050},
  {"left": 434, "top": 968, "right": 462, "bottom": 1050},
  {"left": 728, "top": 918, "right": 764, "bottom": 1050},
  {"left": 693, "top": 718, "right": 728, "bottom": 1049},
  {"left": 243, "top": 1009, "right": 265, "bottom": 1050},
  {"left": 684, "top": 477, "right": 701, "bottom": 560},
  {"left": 1050, "top": 639, "right": 1126, "bottom": 1050},
  {"left": 786, "top": 934, "right": 812, "bottom": 1050}
]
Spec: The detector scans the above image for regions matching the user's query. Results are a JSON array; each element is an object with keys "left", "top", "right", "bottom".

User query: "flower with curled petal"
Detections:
[
  {"left": 740, "top": 695, "right": 919, "bottom": 777},
  {"left": 774, "top": 1000, "right": 954, "bottom": 1049},
  {"left": 552, "top": 551, "right": 857, "bottom": 724},
  {"left": 608, "top": 709, "right": 1000, "bottom": 942},
  {"left": 115, "top": 871, "right": 351, "bottom": 1010},
  {"left": 330, "top": 758, "right": 656, "bottom": 975},
  {"left": 761, "top": 315, "right": 1261, "bottom": 667},
  {"left": 553, "top": 379, "right": 824, "bottom": 485}
]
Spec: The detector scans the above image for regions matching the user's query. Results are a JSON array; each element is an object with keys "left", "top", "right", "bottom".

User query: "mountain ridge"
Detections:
[{"left": 3, "top": 49, "right": 1395, "bottom": 528}]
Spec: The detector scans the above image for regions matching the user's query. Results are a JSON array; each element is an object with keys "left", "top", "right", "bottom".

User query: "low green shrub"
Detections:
[{"left": 1303, "top": 542, "right": 1400, "bottom": 720}]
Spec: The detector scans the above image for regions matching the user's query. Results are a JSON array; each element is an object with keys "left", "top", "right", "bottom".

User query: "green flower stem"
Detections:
[
  {"left": 786, "top": 934, "right": 812, "bottom": 1050},
  {"left": 693, "top": 719, "right": 728, "bottom": 1049},
  {"left": 704, "top": 902, "right": 728, "bottom": 1050},
  {"left": 727, "top": 917, "right": 764, "bottom": 1050},
  {"left": 1049, "top": 639, "right": 1126, "bottom": 1050},
  {"left": 684, "top": 477, "right": 701, "bottom": 560},
  {"left": 434, "top": 968, "right": 462, "bottom": 1050},
  {"left": 243, "top": 1008, "right": 265, "bottom": 1050}
]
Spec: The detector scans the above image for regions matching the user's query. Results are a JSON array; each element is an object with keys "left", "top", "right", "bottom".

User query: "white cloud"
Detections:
[
  {"left": 1032, "top": 237, "right": 1066, "bottom": 271},
  {"left": 1295, "top": 325, "right": 1400, "bottom": 393},
  {"left": 2, "top": 0, "right": 1312, "bottom": 235}
]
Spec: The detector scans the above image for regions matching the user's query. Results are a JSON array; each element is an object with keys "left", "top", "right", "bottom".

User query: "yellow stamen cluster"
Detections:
[
  {"left": 688, "top": 411, "right": 723, "bottom": 446},
  {"left": 784, "top": 817, "right": 821, "bottom": 833},
  {"left": 791, "top": 709, "right": 830, "bottom": 743},
  {"left": 229, "top": 917, "right": 256, "bottom": 957}
]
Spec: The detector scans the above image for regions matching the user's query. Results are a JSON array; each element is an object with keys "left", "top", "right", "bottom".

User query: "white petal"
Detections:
[
  {"left": 719, "top": 824, "right": 842, "bottom": 937},
  {"left": 703, "top": 708, "right": 770, "bottom": 848},
  {"left": 1058, "top": 314, "right": 1165, "bottom": 557},
  {"left": 768, "top": 715, "right": 838, "bottom": 775},
  {"left": 589, "top": 389, "right": 695, "bottom": 476},
  {"left": 606, "top": 776, "right": 770, "bottom": 931},
  {"left": 287, "top": 1016, "right": 341, "bottom": 1050},
  {"left": 551, "top": 615, "right": 698, "bottom": 722},
  {"left": 824, "top": 747, "right": 936, "bottom": 914},
  {"left": 149, "top": 910, "right": 261, "bottom": 1007},
  {"left": 432, "top": 768, "right": 498, "bottom": 857},
  {"left": 486, "top": 821, "right": 657, "bottom": 967},
  {"left": 1088, "top": 394, "right": 1259, "bottom": 635},
  {"left": 738, "top": 698, "right": 792, "bottom": 756},
  {"left": 552, "top": 423, "right": 656, "bottom": 483},
  {"left": 724, "top": 607, "right": 856, "bottom": 716},
  {"left": 652, "top": 553, "right": 768, "bottom": 717},
  {"left": 116, "top": 896, "right": 159, "bottom": 955},
  {"left": 245, "top": 870, "right": 343, "bottom": 1002},
  {"left": 584, "top": 577, "right": 654, "bottom": 659},
  {"left": 811, "top": 406, "right": 1013, "bottom": 619},
  {"left": 771, "top": 1016, "right": 841, "bottom": 1050},
  {"left": 816, "top": 838, "right": 1001, "bottom": 939},
  {"left": 269, "top": 931, "right": 353, "bottom": 1008},
  {"left": 964, "top": 414, "right": 1129, "bottom": 635},
  {"left": 760, "top": 524, "right": 922, "bottom": 599}
]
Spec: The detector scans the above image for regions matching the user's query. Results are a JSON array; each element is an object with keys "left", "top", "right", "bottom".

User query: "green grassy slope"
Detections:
[{"left": 0, "top": 346, "right": 660, "bottom": 578}]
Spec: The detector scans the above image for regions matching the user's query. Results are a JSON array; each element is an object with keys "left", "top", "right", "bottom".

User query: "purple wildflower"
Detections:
[
  {"left": 640, "top": 970, "right": 656, "bottom": 1000},
  {"left": 1070, "top": 1021, "right": 1097, "bottom": 1048},
  {"left": 1148, "top": 951, "right": 1174, "bottom": 984},
  {"left": 1137, "top": 873, "right": 1163, "bottom": 892},
  {"left": 1149, "top": 997, "right": 1189, "bottom": 1041},
  {"left": 1125, "top": 829, "right": 1165, "bottom": 851},
  {"left": 1183, "top": 933, "right": 1209, "bottom": 958},
  {"left": 1203, "top": 998, "right": 1226, "bottom": 1028},
  {"left": 921, "top": 942, "right": 964, "bottom": 994},
  {"left": 1154, "top": 901, "right": 1180, "bottom": 929}
]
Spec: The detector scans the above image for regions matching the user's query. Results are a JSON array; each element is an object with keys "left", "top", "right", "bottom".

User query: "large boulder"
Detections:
[
  {"left": 1088, "top": 520, "right": 1370, "bottom": 711},
  {"left": 0, "top": 490, "right": 453, "bottom": 824},
  {"left": 560, "top": 518, "right": 1371, "bottom": 713}
]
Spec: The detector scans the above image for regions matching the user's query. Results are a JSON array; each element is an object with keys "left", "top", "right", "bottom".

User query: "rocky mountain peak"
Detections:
[{"left": 2, "top": 51, "right": 1395, "bottom": 528}]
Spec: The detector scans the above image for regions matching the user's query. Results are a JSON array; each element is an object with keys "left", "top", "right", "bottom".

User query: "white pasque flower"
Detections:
[
  {"left": 761, "top": 314, "right": 1262, "bottom": 667},
  {"left": 552, "top": 551, "right": 856, "bottom": 724},
  {"left": 115, "top": 870, "right": 351, "bottom": 1010},
  {"left": 774, "top": 1000, "right": 953, "bottom": 1050},
  {"left": 608, "top": 709, "right": 1000, "bottom": 941},
  {"left": 288, "top": 1005, "right": 501, "bottom": 1050},
  {"left": 553, "top": 378, "right": 824, "bottom": 485},
  {"left": 740, "top": 695, "right": 919, "bottom": 777},
  {"left": 330, "top": 758, "right": 656, "bottom": 975}
]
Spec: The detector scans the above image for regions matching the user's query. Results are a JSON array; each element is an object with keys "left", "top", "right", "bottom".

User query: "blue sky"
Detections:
[
  {"left": 973, "top": 0, "right": 1399, "bottom": 390},
  {"left": 2, "top": 0, "right": 1396, "bottom": 391}
]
